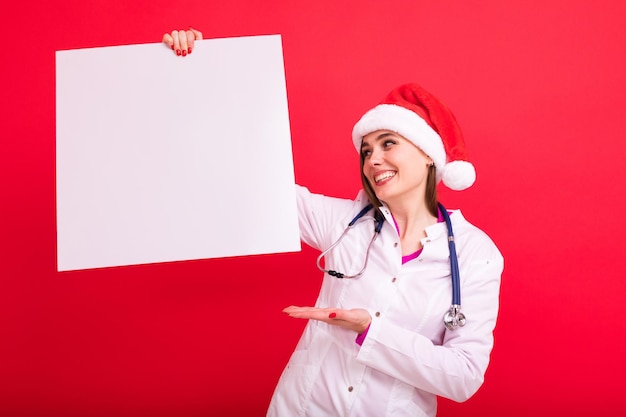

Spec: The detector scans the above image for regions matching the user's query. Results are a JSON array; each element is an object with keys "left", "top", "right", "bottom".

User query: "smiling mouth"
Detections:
[{"left": 374, "top": 171, "right": 396, "bottom": 183}]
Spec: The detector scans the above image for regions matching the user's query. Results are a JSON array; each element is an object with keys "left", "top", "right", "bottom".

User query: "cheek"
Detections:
[
  {"left": 360, "top": 166, "right": 372, "bottom": 186},
  {"left": 404, "top": 163, "right": 429, "bottom": 182},
  {"left": 404, "top": 153, "right": 429, "bottom": 174}
]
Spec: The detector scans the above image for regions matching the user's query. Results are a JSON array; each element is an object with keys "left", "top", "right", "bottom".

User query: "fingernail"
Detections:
[
  {"left": 182, "top": 50, "right": 187, "bottom": 57},
  {"left": 176, "top": 49, "right": 182, "bottom": 56},
  {"left": 329, "top": 313, "right": 336, "bottom": 319},
  {"left": 171, "top": 45, "right": 175, "bottom": 50},
  {"left": 188, "top": 47, "right": 192, "bottom": 54}
]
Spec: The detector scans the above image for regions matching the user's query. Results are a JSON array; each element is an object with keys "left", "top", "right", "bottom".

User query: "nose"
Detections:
[{"left": 367, "top": 147, "right": 383, "bottom": 166}]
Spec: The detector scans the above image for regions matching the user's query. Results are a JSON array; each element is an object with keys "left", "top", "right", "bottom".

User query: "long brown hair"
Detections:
[{"left": 360, "top": 155, "right": 438, "bottom": 217}]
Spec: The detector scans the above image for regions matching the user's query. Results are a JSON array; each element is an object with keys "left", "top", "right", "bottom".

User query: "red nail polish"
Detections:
[
  {"left": 176, "top": 49, "right": 181, "bottom": 56},
  {"left": 171, "top": 45, "right": 175, "bottom": 50},
  {"left": 329, "top": 312, "right": 336, "bottom": 319},
  {"left": 188, "top": 47, "right": 192, "bottom": 54},
  {"left": 182, "top": 50, "right": 187, "bottom": 57}
]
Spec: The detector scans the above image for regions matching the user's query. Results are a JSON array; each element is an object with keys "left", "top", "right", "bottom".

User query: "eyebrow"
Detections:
[{"left": 360, "top": 132, "right": 397, "bottom": 149}]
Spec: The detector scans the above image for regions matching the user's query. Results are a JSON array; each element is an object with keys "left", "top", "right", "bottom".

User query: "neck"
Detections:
[{"left": 386, "top": 197, "right": 438, "bottom": 240}]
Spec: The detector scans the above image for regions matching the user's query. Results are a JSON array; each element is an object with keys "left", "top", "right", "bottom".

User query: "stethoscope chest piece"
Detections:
[{"left": 443, "top": 304, "right": 466, "bottom": 330}]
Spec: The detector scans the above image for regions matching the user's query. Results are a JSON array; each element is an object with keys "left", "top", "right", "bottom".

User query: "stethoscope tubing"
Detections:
[
  {"left": 438, "top": 202, "right": 461, "bottom": 307},
  {"left": 316, "top": 204, "right": 381, "bottom": 279}
]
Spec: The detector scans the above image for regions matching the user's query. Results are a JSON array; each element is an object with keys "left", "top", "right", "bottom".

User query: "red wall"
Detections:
[{"left": 2, "top": 1, "right": 626, "bottom": 416}]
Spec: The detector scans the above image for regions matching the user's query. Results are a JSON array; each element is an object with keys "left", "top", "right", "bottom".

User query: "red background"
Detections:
[{"left": 2, "top": 1, "right": 626, "bottom": 416}]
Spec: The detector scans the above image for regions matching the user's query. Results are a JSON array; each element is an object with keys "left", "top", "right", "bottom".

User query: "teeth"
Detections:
[{"left": 375, "top": 171, "right": 396, "bottom": 183}]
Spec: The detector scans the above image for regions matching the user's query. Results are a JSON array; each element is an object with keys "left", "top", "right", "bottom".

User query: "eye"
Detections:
[
  {"left": 383, "top": 139, "right": 396, "bottom": 148},
  {"left": 361, "top": 148, "right": 372, "bottom": 158}
]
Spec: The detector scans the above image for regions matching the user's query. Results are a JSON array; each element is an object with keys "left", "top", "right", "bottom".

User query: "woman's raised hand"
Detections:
[{"left": 162, "top": 28, "right": 203, "bottom": 57}]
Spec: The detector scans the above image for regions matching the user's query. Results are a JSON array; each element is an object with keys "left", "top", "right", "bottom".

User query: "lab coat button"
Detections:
[
  {"left": 391, "top": 277, "right": 397, "bottom": 283},
  {"left": 348, "top": 386, "right": 354, "bottom": 392},
  {"left": 394, "top": 242, "right": 398, "bottom": 247},
  {"left": 375, "top": 312, "right": 380, "bottom": 317}
]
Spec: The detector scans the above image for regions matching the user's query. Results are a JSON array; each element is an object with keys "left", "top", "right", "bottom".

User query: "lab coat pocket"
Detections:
[
  {"left": 388, "top": 382, "right": 431, "bottom": 417},
  {"left": 268, "top": 329, "right": 334, "bottom": 416},
  {"left": 268, "top": 350, "right": 317, "bottom": 417}
]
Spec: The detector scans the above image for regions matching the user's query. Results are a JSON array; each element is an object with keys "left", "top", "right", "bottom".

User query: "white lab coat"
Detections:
[{"left": 267, "top": 185, "right": 504, "bottom": 417}]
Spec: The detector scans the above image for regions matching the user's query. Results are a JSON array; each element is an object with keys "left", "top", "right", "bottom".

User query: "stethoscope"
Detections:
[{"left": 316, "top": 202, "right": 466, "bottom": 331}]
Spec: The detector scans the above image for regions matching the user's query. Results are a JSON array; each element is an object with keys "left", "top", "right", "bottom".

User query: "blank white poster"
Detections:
[{"left": 56, "top": 35, "right": 300, "bottom": 272}]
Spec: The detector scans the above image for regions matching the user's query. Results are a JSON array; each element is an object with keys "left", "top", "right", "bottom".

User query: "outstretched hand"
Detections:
[
  {"left": 283, "top": 306, "right": 372, "bottom": 334},
  {"left": 162, "top": 27, "right": 203, "bottom": 57}
]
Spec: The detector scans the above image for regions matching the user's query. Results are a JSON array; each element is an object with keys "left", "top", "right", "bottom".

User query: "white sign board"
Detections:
[{"left": 56, "top": 35, "right": 300, "bottom": 271}]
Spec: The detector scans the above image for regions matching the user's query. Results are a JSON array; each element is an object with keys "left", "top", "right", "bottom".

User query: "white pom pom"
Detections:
[{"left": 442, "top": 161, "right": 476, "bottom": 190}]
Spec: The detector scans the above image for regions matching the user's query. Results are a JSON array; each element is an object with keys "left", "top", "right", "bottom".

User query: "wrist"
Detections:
[{"left": 355, "top": 322, "right": 371, "bottom": 346}]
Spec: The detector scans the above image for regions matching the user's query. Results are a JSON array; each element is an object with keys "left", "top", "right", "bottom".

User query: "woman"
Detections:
[{"left": 164, "top": 29, "right": 504, "bottom": 417}]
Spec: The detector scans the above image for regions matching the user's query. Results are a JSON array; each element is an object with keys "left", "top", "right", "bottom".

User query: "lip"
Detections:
[{"left": 372, "top": 170, "right": 396, "bottom": 185}]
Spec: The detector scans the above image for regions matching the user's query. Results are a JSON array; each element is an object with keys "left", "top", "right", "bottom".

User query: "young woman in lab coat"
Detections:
[{"left": 164, "top": 28, "right": 504, "bottom": 417}]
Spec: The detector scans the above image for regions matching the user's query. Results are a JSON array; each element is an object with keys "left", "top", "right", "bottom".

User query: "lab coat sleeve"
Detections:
[
  {"left": 295, "top": 184, "right": 361, "bottom": 251},
  {"left": 356, "top": 233, "right": 504, "bottom": 402}
]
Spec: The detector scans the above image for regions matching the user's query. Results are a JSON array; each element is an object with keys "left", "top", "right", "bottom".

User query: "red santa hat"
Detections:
[{"left": 352, "top": 83, "right": 476, "bottom": 191}]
